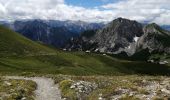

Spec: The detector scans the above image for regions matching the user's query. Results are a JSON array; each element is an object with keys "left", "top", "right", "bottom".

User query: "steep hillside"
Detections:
[
  {"left": 0, "top": 25, "right": 54, "bottom": 57},
  {"left": 137, "top": 23, "right": 170, "bottom": 53}
]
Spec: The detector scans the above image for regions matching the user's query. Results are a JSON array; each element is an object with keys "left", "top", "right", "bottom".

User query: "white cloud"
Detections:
[
  {"left": 0, "top": 0, "right": 115, "bottom": 22},
  {"left": 102, "top": 0, "right": 170, "bottom": 25},
  {"left": 0, "top": 0, "right": 170, "bottom": 25},
  {"left": 153, "top": 11, "right": 170, "bottom": 25}
]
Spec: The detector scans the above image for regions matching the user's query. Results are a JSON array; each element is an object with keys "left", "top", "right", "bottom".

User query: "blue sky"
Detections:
[
  {"left": 0, "top": 0, "right": 170, "bottom": 25},
  {"left": 65, "top": 0, "right": 118, "bottom": 8}
]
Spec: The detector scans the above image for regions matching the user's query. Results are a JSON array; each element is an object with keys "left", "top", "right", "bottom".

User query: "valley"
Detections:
[{"left": 0, "top": 18, "right": 170, "bottom": 100}]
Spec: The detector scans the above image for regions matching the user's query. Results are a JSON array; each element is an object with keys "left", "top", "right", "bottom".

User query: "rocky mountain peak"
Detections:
[
  {"left": 92, "top": 18, "right": 143, "bottom": 55},
  {"left": 113, "top": 17, "right": 135, "bottom": 23},
  {"left": 143, "top": 23, "right": 164, "bottom": 34},
  {"left": 63, "top": 18, "right": 170, "bottom": 56},
  {"left": 137, "top": 23, "right": 170, "bottom": 54}
]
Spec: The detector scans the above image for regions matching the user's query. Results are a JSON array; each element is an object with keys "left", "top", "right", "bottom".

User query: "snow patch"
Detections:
[
  {"left": 125, "top": 45, "right": 131, "bottom": 49},
  {"left": 134, "top": 36, "right": 139, "bottom": 42},
  {"left": 128, "top": 45, "right": 131, "bottom": 49}
]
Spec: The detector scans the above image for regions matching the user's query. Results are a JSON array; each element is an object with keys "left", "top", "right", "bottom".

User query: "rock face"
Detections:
[
  {"left": 46, "top": 20, "right": 104, "bottom": 34},
  {"left": 137, "top": 23, "right": 170, "bottom": 54},
  {"left": 90, "top": 18, "right": 170, "bottom": 56},
  {"left": 66, "top": 18, "right": 144, "bottom": 55},
  {"left": 65, "top": 30, "right": 98, "bottom": 51},
  {"left": 14, "top": 20, "right": 78, "bottom": 48},
  {"left": 92, "top": 18, "right": 143, "bottom": 55},
  {"left": 67, "top": 18, "right": 170, "bottom": 56}
]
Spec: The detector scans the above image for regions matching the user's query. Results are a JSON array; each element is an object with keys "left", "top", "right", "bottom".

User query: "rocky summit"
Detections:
[
  {"left": 92, "top": 18, "right": 144, "bottom": 55},
  {"left": 67, "top": 18, "right": 170, "bottom": 56}
]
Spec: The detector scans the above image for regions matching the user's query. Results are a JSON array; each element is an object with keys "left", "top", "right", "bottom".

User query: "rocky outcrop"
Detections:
[
  {"left": 85, "top": 18, "right": 143, "bottom": 55},
  {"left": 65, "top": 30, "right": 98, "bottom": 51},
  {"left": 136, "top": 23, "right": 170, "bottom": 54}
]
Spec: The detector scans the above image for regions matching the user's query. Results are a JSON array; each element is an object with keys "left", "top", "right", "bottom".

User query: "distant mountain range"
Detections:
[
  {"left": 161, "top": 25, "right": 170, "bottom": 31},
  {"left": 1, "top": 18, "right": 170, "bottom": 58},
  {"left": 0, "top": 20, "right": 104, "bottom": 48}
]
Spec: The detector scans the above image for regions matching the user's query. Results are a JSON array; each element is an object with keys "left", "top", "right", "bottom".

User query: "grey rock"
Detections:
[
  {"left": 69, "top": 18, "right": 170, "bottom": 58},
  {"left": 136, "top": 23, "right": 170, "bottom": 54},
  {"left": 92, "top": 17, "right": 143, "bottom": 55}
]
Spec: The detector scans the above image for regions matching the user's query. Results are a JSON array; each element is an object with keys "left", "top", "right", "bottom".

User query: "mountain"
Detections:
[
  {"left": 46, "top": 20, "right": 104, "bottom": 34},
  {"left": 65, "top": 30, "right": 98, "bottom": 51},
  {"left": 13, "top": 20, "right": 79, "bottom": 48},
  {"left": 14, "top": 20, "right": 79, "bottom": 48},
  {"left": 92, "top": 18, "right": 144, "bottom": 55},
  {"left": 161, "top": 25, "right": 170, "bottom": 31},
  {"left": 66, "top": 18, "right": 144, "bottom": 54},
  {"left": 0, "top": 20, "right": 104, "bottom": 48},
  {"left": 137, "top": 23, "right": 170, "bottom": 54},
  {"left": 0, "top": 25, "right": 170, "bottom": 76},
  {"left": 66, "top": 18, "right": 170, "bottom": 58},
  {"left": 15, "top": 20, "right": 50, "bottom": 42},
  {"left": 1, "top": 18, "right": 170, "bottom": 59}
]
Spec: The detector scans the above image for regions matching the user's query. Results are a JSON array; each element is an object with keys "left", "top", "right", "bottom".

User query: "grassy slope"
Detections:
[
  {"left": 0, "top": 25, "right": 55, "bottom": 57},
  {"left": 0, "top": 26, "right": 170, "bottom": 76}
]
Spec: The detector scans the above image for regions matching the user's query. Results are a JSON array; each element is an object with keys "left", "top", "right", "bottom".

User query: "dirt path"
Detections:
[{"left": 5, "top": 76, "right": 62, "bottom": 100}]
